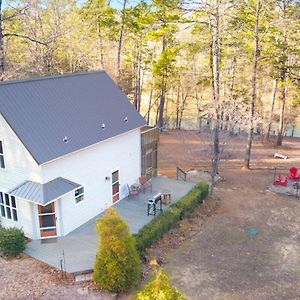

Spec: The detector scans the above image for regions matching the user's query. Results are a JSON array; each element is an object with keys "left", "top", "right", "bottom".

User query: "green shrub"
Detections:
[
  {"left": 0, "top": 227, "right": 26, "bottom": 258},
  {"left": 136, "top": 269, "right": 185, "bottom": 300},
  {"left": 93, "top": 208, "right": 142, "bottom": 292},
  {"left": 197, "top": 182, "right": 209, "bottom": 200},
  {"left": 135, "top": 183, "right": 209, "bottom": 254},
  {"left": 135, "top": 208, "right": 181, "bottom": 253}
]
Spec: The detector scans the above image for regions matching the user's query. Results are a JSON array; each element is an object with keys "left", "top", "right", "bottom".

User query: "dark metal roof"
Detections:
[
  {"left": 0, "top": 71, "right": 146, "bottom": 164},
  {"left": 9, "top": 177, "right": 81, "bottom": 206}
]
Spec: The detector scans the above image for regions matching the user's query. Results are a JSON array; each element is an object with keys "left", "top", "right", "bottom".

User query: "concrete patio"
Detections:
[{"left": 25, "top": 176, "right": 195, "bottom": 274}]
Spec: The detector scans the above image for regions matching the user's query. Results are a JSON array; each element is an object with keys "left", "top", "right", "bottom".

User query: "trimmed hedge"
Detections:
[
  {"left": 0, "top": 227, "right": 26, "bottom": 258},
  {"left": 134, "top": 183, "right": 209, "bottom": 254}
]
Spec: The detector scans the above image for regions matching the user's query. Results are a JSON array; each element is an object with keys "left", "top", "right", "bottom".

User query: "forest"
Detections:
[{"left": 0, "top": 0, "right": 299, "bottom": 155}]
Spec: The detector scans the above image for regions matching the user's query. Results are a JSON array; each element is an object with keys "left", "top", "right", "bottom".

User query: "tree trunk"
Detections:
[
  {"left": 175, "top": 84, "right": 180, "bottom": 129},
  {"left": 210, "top": 0, "right": 221, "bottom": 193},
  {"left": 133, "top": 41, "right": 142, "bottom": 112},
  {"left": 96, "top": 13, "right": 105, "bottom": 69},
  {"left": 228, "top": 55, "right": 236, "bottom": 136},
  {"left": 0, "top": 0, "right": 4, "bottom": 79},
  {"left": 146, "top": 86, "right": 153, "bottom": 125},
  {"left": 265, "top": 79, "right": 278, "bottom": 142},
  {"left": 117, "top": 0, "right": 127, "bottom": 78},
  {"left": 244, "top": 0, "right": 260, "bottom": 169},
  {"left": 155, "top": 101, "right": 160, "bottom": 125},
  {"left": 158, "top": 38, "right": 167, "bottom": 129},
  {"left": 276, "top": 0, "right": 288, "bottom": 146},
  {"left": 178, "top": 93, "right": 188, "bottom": 130},
  {"left": 276, "top": 84, "right": 287, "bottom": 145},
  {"left": 136, "top": 43, "right": 142, "bottom": 112}
]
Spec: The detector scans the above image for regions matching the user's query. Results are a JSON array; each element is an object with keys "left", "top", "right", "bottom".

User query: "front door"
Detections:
[
  {"left": 38, "top": 202, "right": 57, "bottom": 238},
  {"left": 112, "top": 170, "right": 120, "bottom": 203}
]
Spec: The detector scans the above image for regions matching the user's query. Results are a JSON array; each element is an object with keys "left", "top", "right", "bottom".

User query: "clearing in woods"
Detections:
[{"left": 159, "top": 130, "right": 300, "bottom": 300}]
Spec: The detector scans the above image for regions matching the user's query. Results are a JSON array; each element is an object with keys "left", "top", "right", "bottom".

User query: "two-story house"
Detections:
[{"left": 0, "top": 71, "right": 148, "bottom": 239}]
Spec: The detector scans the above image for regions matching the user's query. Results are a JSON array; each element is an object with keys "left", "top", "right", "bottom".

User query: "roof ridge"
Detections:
[{"left": 0, "top": 70, "right": 106, "bottom": 86}]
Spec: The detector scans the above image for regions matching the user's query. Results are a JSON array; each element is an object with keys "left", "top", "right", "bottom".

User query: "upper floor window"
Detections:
[
  {"left": 75, "top": 187, "right": 84, "bottom": 204},
  {"left": 0, "top": 192, "right": 18, "bottom": 222},
  {"left": 0, "top": 141, "right": 5, "bottom": 169}
]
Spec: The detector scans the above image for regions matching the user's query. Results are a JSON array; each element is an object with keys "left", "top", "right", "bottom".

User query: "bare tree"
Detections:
[
  {"left": 244, "top": 0, "right": 260, "bottom": 169},
  {"left": 0, "top": 0, "right": 47, "bottom": 79},
  {"left": 276, "top": 0, "right": 288, "bottom": 146},
  {"left": 209, "top": 0, "right": 221, "bottom": 192},
  {"left": 117, "top": 0, "right": 127, "bottom": 78},
  {"left": 265, "top": 78, "right": 278, "bottom": 141}
]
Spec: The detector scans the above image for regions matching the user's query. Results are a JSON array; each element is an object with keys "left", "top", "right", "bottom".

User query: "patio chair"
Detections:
[
  {"left": 127, "top": 184, "right": 139, "bottom": 199},
  {"left": 288, "top": 167, "right": 300, "bottom": 180},
  {"left": 273, "top": 174, "right": 288, "bottom": 186},
  {"left": 139, "top": 176, "right": 152, "bottom": 193}
]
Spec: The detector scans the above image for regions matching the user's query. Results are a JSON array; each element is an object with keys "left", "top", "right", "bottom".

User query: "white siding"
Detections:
[
  {"left": 0, "top": 114, "right": 42, "bottom": 190},
  {"left": 0, "top": 112, "right": 141, "bottom": 238},
  {"left": 0, "top": 115, "right": 41, "bottom": 238},
  {"left": 41, "top": 128, "right": 141, "bottom": 236},
  {"left": 0, "top": 198, "right": 38, "bottom": 239}
]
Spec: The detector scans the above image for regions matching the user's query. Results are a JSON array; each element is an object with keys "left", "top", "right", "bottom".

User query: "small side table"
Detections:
[{"left": 161, "top": 190, "right": 171, "bottom": 205}]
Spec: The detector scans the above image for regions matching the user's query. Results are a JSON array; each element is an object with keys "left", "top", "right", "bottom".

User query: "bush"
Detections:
[
  {"left": 135, "top": 207, "right": 181, "bottom": 253},
  {"left": 0, "top": 227, "right": 26, "bottom": 258},
  {"left": 136, "top": 269, "right": 185, "bottom": 300},
  {"left": 135, "top": 183, "right": 209, "bottom": 254},
  {"left": 93, "top": 208, "right": 142, "bottom": 292}
]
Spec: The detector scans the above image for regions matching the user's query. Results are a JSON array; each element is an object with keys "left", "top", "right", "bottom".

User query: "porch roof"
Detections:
[{"left": 9, "top": 177, "right": 81, "bottom": 206}]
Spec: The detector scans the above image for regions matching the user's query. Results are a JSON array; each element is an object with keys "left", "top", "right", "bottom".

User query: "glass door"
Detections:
[
  {"left": 38, "top": 202, "right": 57, "bottom": 238},
  {"left": 112, "top": 170, "right": 120, "bottom": 203}
]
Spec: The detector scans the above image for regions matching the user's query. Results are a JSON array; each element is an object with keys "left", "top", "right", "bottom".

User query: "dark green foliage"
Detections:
[
  {"left": 135, "top": 183, "right": 209, "bottom": 254},
  {"left": 135, "top": 208, "right": 181, "bottom": 253},
  {"left": 93, "top": 208, "right": 142, "bottom": 292},
  {"left": 0, "top": 227, "right": 26, "bottom": 258},
  {"left": 136, "top": 269, "right": 185, "bottom": 300}
]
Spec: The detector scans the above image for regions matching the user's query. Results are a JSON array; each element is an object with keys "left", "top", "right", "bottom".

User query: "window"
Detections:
[
  {"left": 0, "top": 141, "right": 5, "bottom": 169},
  {"left": 112, "top": 170, "right": 120, "bottom": 203},
  {"left": 0, "top": 192, "right": 18, "bottom": 221},
  {"left": 75, "top": 187, "right": 84, "bottom": 204}
]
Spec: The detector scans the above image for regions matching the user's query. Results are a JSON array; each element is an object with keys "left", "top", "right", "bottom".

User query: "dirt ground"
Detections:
[
  {"left": 1, "top": 129, "right": 300, "bottom": 299},
  {"left": 158, "top": 130, "right": 300, "bottom": 300}
]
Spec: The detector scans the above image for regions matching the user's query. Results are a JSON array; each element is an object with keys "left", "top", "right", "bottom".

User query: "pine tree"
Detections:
[
  {"left": 93, "top": 208, "right": 142, "bottom": 292},
  {"left": 136, "top": 269, "right": 185, "bottom": 300}
]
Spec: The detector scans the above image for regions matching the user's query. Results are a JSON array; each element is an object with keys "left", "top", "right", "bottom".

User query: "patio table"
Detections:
[{"left": 131, "top": 183, "right": 141, "bottom": 191}]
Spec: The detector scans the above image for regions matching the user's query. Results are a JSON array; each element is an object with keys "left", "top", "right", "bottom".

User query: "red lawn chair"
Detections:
[
  {"left": 288, "top": 167, "right": 300, "bottom": 180},
  {"left": 139, "top": 176, "right": 152, "bottom": 193},
  {"left": 273, "top": 174, "right": 288, "bottom": 186}
]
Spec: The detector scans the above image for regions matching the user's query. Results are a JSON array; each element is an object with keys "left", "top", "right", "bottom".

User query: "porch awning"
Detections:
[{"left": 9, "top": 177, "right": 81, "bottom": 206}]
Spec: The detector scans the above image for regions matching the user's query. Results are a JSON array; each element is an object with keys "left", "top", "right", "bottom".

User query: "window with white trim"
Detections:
[
  {"left": 0, "top": 141, "right": 5, "bottom": 169},
  {"left": 0, "top": 192, "right": 18, "bottom": 221},
  {"left": 75, "top": 187, "right": 84, "bottom": 204}
]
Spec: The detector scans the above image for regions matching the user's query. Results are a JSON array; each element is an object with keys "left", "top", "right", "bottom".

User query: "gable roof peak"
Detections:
[{"left": 0, "top": 71, "right": 146, "bottom": 164}]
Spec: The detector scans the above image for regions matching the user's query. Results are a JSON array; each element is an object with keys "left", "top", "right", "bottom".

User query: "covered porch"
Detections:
[{"left": 25, "top": 176, "right": 195, "bottom": 274}]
